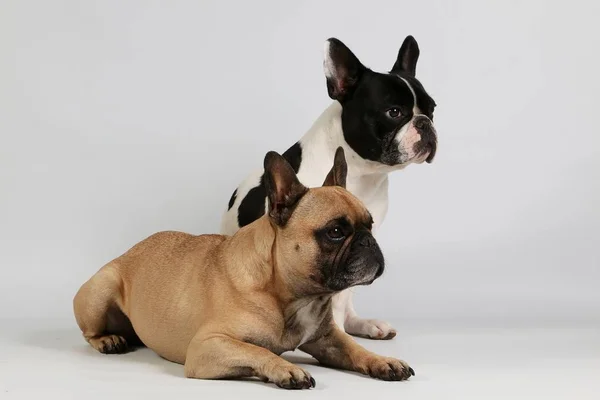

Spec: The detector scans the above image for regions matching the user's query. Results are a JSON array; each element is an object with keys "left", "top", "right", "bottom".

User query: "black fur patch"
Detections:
[
  {"left": 227, "top": 189, "right": 237, "bottom": 210},
  {"left": 282, "top": 141, "right": 303, "bottom": 173},
  {"left": 237, "top": 180, "right": 267, "bottom": 228},
  {"left": 403, "top": 74, "right": 436, "bottom": 120},
  {"left": 237, "top": 142, "right": 303, "bottom": 228}
]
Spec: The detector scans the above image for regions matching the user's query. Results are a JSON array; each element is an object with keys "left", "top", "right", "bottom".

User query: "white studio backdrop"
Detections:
[{"left": 0, "top": 0, "right": 598, "bottom": 328}]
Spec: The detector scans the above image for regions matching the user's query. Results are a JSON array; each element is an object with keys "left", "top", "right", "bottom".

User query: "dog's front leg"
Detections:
[
  {"left": 184, "top": 333, "right": 316, "bottom": 389},
  {"left": 300, "top": 326, "right": 413, "bottom": 381},
  {"left": 333, "top": 289, "right": 397, "bottom": 339}
]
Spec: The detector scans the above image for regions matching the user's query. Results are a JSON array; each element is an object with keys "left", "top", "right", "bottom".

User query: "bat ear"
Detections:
[
  {"left": 264, "top": 151, "right": 308, "bottom": 226},
  {"left": 323, "top": 147, "right": 348, "bottom": 189},
  {"left": 324, "top": 38, "right": 366, "bottom": 101},
  {"left": 391, "top": 35, "right": 420, "bottom": 77}
]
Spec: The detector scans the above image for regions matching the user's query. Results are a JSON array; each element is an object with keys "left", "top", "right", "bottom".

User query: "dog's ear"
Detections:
[
  {"left": 323, "top": 147, "right": 348, "bottom": 188},
  {"left": 324, "top": 38, "right": 366, "bottom": 102},
  {"left": 264, "top": 151, "right": 308, "bottom": 226},
  {"left": 391, "top": 35, "right": 420, "bottom": 77}
]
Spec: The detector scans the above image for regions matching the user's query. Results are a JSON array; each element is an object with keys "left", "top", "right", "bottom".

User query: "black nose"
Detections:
[
  {"left": 414, "top": 115, "right": 436, "bottom": 143},
  {"left": 357, "top": 232, "right": 377, "bottom": 248},
  {"left": 414, "top": 116, "right": 430, "bottom": 130}
]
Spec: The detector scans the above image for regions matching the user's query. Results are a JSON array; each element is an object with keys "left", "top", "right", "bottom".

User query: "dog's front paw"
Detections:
[
  {"left": 361, "top": 356, "right": 414, "bottom": 381},
  {"left": 264, "top": 364, "right": 316, "bottom": 390},
  {"left": 345, "top": 318, "right": 397, "bottom": 340}
]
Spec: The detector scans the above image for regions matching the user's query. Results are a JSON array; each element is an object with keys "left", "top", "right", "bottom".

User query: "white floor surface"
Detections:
[{"left": 1, "top": 319, "right": 598, "bottom": 400}]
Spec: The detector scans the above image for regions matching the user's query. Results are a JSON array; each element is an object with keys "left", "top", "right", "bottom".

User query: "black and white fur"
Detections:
[{"left": 221, "top": 36, "right": 438, "bottom": 340}]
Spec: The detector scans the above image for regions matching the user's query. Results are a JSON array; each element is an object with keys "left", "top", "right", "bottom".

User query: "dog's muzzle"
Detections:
[
  {"left": 413, "top": 115, "right": 437, "bottom": 163},
  {"left": 344, "top": 231, "right": 385, "bottom": 285}
]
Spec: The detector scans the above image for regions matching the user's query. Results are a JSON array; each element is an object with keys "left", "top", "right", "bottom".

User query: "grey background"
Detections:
[{"left": 1, "top": 0, "right": 599, "bottom": 328}]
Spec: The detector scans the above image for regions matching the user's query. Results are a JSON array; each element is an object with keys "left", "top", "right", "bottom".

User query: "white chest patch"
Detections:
[
  {"left": 289, "top": 297, "right": 330, "bottom": 348},
  {"left": 295, "top": 307, "right": 320, "bottom": 347}
]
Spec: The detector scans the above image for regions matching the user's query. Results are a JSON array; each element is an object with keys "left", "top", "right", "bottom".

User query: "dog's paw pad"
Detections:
[{"left": 89, "top": 334, "right": 129, "bottom": 354}]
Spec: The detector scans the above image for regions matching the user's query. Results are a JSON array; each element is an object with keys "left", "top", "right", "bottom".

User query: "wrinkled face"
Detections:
[
  {"left": 276, "top": 187, "right": 385, "bottom": 293},
  {"left": 323, "top": 36, "right": 438, "bottom": 169},
  {"left": 342, "top": 72, "right": 437, "bottom": 166}
]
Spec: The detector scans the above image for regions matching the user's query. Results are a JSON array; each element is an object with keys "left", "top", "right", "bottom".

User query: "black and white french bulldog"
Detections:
[{"left": 221, "top": 36, "right": 437, "bottom": 340}]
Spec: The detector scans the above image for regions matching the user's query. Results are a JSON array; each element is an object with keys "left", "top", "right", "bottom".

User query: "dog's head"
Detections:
[
  {"left": 324, "top": 36, "right": 437, "bottom": 167},
  {"left": 263, "top": 147, "right": 384, "bottom": 294}
]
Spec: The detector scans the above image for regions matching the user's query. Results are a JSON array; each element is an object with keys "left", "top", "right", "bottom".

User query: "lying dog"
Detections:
[
  {"left": 73, "top": 148, "right": 414, "bottom": 389},
  {"left": 221, "top": 36, "right": 437, "bottom": 340}
]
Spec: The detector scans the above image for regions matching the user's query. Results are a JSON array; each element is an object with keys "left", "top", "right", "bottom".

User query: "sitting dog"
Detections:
[
  {"left": 221, "top": 36, "right": 438, "bottom": 340},
  {"left": 73, "top": 148, "right": 414, "bottom": 389}
]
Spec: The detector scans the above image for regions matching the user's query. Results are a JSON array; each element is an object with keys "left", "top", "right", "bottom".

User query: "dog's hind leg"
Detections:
[{"left": 73, "top": 264, "right": 133, "bottom": 354}]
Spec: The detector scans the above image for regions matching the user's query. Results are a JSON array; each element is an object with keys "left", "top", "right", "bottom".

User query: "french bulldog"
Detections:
[
  {"left": 221, "top": 36, "right": 438, "bottom": 340},
  {"left": 73, "top": 148, "right": 414, "bottom": 389}
]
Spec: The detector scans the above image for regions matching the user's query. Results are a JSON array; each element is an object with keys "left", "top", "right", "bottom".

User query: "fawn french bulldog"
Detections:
[{"left": 73, "top": 147, "right": 413, "bottom": 389}]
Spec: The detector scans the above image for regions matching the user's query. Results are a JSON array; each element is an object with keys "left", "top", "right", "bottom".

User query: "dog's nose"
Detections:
[
  {"left": 413, "top": 115, "right": 436, "bottom": 143},
  {"left": 358, "top": 236, "right": 371, "bottom": 248},
  {"left": 415, "top": 117, "right": 429, "bottom": 129},
  {"left": 357, "top": 232, "right": 377, "bottom": 248},
  {"left": 414, "top": 116, "right": 430, "bottom": 130}
]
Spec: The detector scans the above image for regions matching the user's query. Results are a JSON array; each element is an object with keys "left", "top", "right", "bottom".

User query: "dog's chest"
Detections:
[{"left": 282, "top": 297, "right": 331, "bottom": 350}]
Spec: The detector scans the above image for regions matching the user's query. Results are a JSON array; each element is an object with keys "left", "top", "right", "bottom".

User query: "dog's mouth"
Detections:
[
  {"left": 324, "top": 233, "right": 384, "bottom": 291},
  {"left": 413, "top": 151, "right": 429, "bottom": 164},
  {"left": 413, "top": 140, "right": 437, "bottom": 164},
  {"left": 425, "top": 141, "right": 437, "bottom": 163}
]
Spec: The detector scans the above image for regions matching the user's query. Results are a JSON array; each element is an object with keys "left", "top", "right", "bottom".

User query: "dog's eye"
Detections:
[
  {"left": 327, "top": 227, "right": 345, "bottom": 241},
  {"left": 386, "top": 108, "right": 401, "bottom": 119}
]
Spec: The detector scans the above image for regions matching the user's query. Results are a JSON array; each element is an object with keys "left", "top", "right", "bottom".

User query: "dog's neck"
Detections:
[
  {"left": 223, "top": 215, "right": 310, "bottom": 303},
  {"left": 223, "top": 217, "right": 275, "bottom": 287},
  {"left": 300, "top": 102, "right": 408, "bottom": 179}
]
